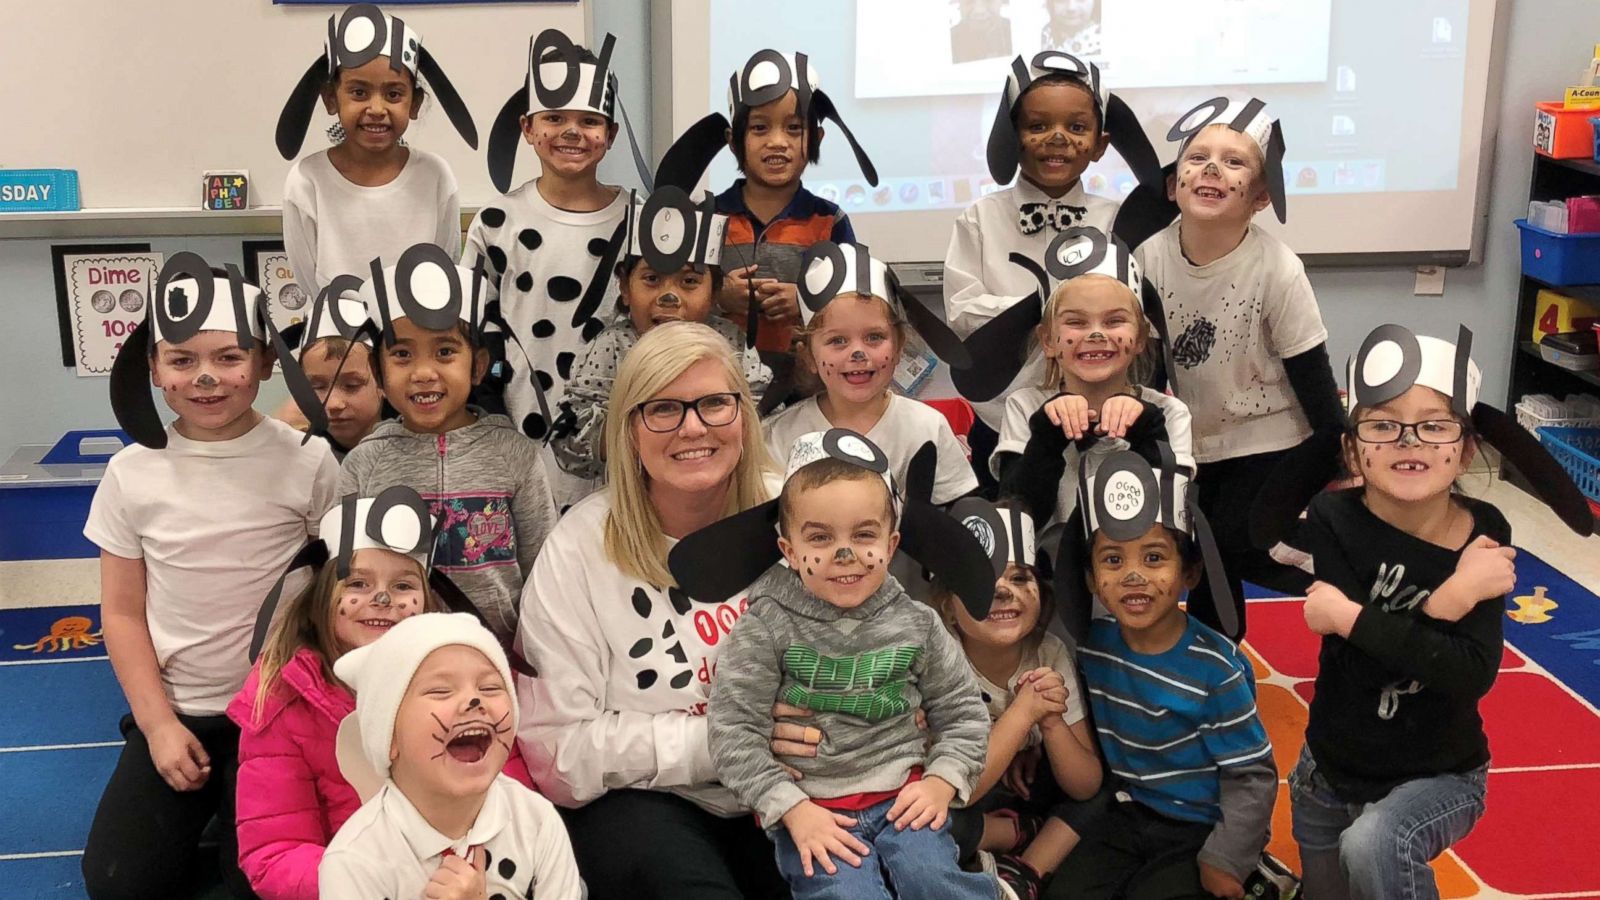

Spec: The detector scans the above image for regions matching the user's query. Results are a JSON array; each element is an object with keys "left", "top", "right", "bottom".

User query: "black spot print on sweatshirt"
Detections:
[
  {"left": 628, "top": 586, "right": 696, "bottom": 691},
  {"left": 1172, "top": 318, "right": 1217, "bottom": 369}
]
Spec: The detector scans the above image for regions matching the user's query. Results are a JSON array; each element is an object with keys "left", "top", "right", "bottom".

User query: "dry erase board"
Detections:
[{"left": 0, "top": 0, "right": 585, "bottom": 214}]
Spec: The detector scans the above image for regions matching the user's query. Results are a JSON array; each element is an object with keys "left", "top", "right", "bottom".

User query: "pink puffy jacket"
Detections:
[{"left": 227, "top": 648, "right": 534, "bottom": 900}]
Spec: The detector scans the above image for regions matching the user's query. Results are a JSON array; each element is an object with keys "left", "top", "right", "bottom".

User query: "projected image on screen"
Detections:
[{"left": 706, "top": 0, "right": 1470, "bottom": 221}]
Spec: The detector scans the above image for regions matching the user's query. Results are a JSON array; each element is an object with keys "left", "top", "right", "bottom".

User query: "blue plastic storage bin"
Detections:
[
  {"left": 1593, "top": 116, "right": 1600, "bottom": 163},
  {"left": 1517, "top": 219, "right": 1600, "bottom": 286},
  {"left": 1538, "top": 425, "right": 1600, "bottom": 501},
  {"left": 0, "top": 430, "right": 128, "bottom": 561}
]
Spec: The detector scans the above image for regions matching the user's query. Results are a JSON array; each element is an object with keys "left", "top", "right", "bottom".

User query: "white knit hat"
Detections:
[{"left": 333, "top": 613, "right": 517, "bottom": 802}]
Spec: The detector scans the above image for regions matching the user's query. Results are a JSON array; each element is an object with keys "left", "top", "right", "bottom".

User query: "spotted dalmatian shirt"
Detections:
[
  {"left": 515, "top": 487, "right": 778, "bottom": 817},
  {"left": 1136, "top": 221, "right": 1327, "bottom": 463},
  {"left": 463, "top": 183, "right": 628, "bottom": 509}
]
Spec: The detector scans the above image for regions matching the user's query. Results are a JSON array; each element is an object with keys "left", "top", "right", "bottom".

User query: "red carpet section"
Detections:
[{"left": 1243, "top": 597, "right": 1600, "bottom": 899}]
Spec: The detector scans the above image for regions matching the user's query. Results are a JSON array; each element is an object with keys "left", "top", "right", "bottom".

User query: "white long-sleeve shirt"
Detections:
[
  {"left": 281, "top": 148, "right": 461, "bottom": 295},
  {"left": 515, "top": 489, "right": 769, "bottom": 816},
  {"left": 942, "top": 179, "right": 1120, "bottom": 429}
]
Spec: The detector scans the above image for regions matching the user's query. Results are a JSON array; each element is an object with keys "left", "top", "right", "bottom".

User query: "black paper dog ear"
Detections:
[
  {"left": 109, "top": 318, "right": 166, "bottom": 450},
  {"left": 1187, "top": 497, "right": 1241, "bottom": 640},
  {"left": 1264, "top": 121, "right": 1288, "bottom": 223},
  {"left": 427, "top": 569, "right": 538, "bottom": 677},
  {"left": 1247, "top": 428, "right": 1342, "bottom": 551},
  {"left": 1140, "top": 279, "right": 1174, "bottom": 393},
  {"left": 415, "top": 48, "right": 478, "bottom": 150},
  {"left": 613, "top": 92, "right": 655, "bottom": 191},
  {"left": 279, "top": 321, "right": 308, "bottom": 353},
  {"left": 574, "top": 219, "right": 628, "bottom": 329},
  {"left": 486, "top": 85, "right": 531, "bottom": 194},
  {"left": 1104, "top": 94, "right": 1163, "bottom": 190},
  {"left": 811, "top": 90, "right": 879, "bottom": 187},
  {"left": 949, "top": 259, "right": 1045, "bottom": 404},
  {"left": 905, "top": 441, "right": 938, "bottom": 506},
  {"left": 892, "top": 274, "right": 973, "bottom": 369},
  {"left": 898, "top": 497, "right": 994, "bottom": 620},
  {"left": 1052, "top": 509, "right": 1093, "bottom": 645},
  {"left": 256, "top": 287, "right": 330, "bottom": 444},
  {"left": 1472, "top": 403, "right": 1593, "bottom": 535},
  {"left": 1112, "top": 168, "right": 1180, "bottom": 251},
  {"left": 276, "top": 54, "right": 332, "bottom": 160},
  {"left": 656, "top": 113, "right": 732, "bottom": 193},
  {"left": 668, "top": 501, "right": 784, "bottom": 603},
  {"left": 985, "top": 77, "right": 1021, "bottom": 185},
  {"left": 249, "top": 540, "right": 331, "bottom": 663}
]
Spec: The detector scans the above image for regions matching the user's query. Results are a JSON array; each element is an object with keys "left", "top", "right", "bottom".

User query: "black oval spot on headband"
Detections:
[
  {"left": 153, "top": 252, "right": 218, "bottom": 346},
  {"left": 1352, "top": 324, "right": 1424, "bottom": 411},
  {"left": 1091, "top": 450, "right": 1162, "bottom": 543},
  {"left": 530, "top": 28, "right": 589, "bottom": 112},
  {"left": 392, "top": 244, "right": 464, "bottom": 334},
  {"left": 366, "top": 485, "right": 432, "bottom": 557},
  {"left": 1166, "top": 96, "right": 1231, "bottom": 144},
  {"left": 638, "top": 187, "right": 716, "bottom": 274},
  {"left": 333, "top": 4, "right": 399, "bottom": 73}
]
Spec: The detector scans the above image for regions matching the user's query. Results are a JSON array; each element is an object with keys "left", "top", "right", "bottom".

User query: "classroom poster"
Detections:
[
  {"left": 245, "top": 242, "right": 308, "bottom": 335},
  {"left": 52, "top": 246, "right": 163, "bottom": 377}
]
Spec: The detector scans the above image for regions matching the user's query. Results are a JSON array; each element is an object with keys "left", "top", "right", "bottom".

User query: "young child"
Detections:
[
  {"left": 1134, "top": 98, "right": 1344, "bottom": 636},
  {"left": 319, "top": 613, "right": 582, "bottom": 899},
  {"left": 85, "top": 256, "right": 339, "bottom": 899},
  {"left": 763, "top": 241, "right": 978, "bottom": 508},
  {"left": 469, "top": 29, "right": 654, "bottom": 510},
  {"left": 230, "top": 488, "right": 540, "bottom": 900},
  {"left": 276, "top": 4, "right": 475, "bottom": 296},
  {"left": 1289, "top": 324, "right": 1592, "bottom": 900},
  {"left": 1051, "top": 444, "right": 1276, "bottom": 899},
  {"left": 338, "top": 246, "right": 558, "bottom": 643},
  {"left": 656, "top": 50, "right": 878, "bottom": 367},
  {"left": 274, "top": 282, "right": 385, "bottom": 457},
  {"left": 990, "top": 228, "right": 1191, "bottom": 545},
  {"left": 945, "top": 52, "right": 1159, "bottom": 489},
  {"left": 938, "top": 499, "right": 1101, "bottom": 900},
  {"left": 549, "top": 188, "right": 770, "bottom": 482},
  {"left": 684, "top": 430, "right": 998, "bottom": 899}
]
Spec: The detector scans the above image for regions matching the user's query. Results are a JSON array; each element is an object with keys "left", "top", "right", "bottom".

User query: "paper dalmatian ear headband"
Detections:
[
  {"left": 985, "top": 52, "right": 1163, "bottom": 190},
  {"left": 621, "top": 187, "right": 729, "bottom": 273},
  {"left": 275, "top": 4, "right": 478, "bottom": 160},
  {"left": 799, "top": 242, "right": 973, "bottom": 369},
  {"left": 344, "top": 244, "right": 555, "bottom": 441},
  {"left": 280, "top": 275, "right": 373, "bottom": 357},
  {"left": 950, "top": 498, "right": 1037, "bottom": 579},
  {"left": 486, "top": 29, "right": 654, "bottom": 193},
  {"left": 247, "top": 487, "right": 536, "bottom": 675},
  {"left": 109, "top": 253, "right": 326, "bottom": 450},
  {"left": 655, "top": 50, "right": 878, "bottom": 195},
  {"left": 1169, "top": 96, "right": 1286, "bottom": 223},
  {"left": 668, "top": 429, "right": 996, "bottom": 619},
  {"left": 1052, "top": 441, "right": 1238, "bottom": 641},
  {"left": 1344, "top": 324, "right": 1592, "bottom": 535},
  {"left": 951, "top": 226, "right": 1172, "bottom": 403}
]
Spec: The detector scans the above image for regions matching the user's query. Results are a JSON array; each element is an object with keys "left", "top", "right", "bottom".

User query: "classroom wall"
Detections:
[{"left": 0, "top": 0, "right": 1592, "bottom": 449}]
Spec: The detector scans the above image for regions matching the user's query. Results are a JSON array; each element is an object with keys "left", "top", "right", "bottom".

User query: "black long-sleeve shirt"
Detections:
[{"left": 1300, "top": 488, "right": 1507, "bottom": 802}]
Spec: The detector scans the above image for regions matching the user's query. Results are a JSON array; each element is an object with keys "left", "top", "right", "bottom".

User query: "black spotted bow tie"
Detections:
[{"left": 1018, "top": 200, "right": 1089, "bottom": 235}]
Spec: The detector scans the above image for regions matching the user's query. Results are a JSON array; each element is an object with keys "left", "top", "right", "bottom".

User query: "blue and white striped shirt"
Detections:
[{"left": 1080, "top": 615, "right": 1273, "bottom": 824}]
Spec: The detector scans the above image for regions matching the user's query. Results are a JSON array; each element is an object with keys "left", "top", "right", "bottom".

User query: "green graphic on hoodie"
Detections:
[{"left": 781, "top": 643, "right": 922, "bottom": 722}]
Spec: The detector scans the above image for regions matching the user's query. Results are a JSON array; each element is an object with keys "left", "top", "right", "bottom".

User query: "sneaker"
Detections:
[{"left": 995, "top": 854, "right": 1044, "bottom": 900}]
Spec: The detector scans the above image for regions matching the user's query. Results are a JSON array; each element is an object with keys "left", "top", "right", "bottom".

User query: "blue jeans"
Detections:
[
  {"left": 1288, "top": 745, "right": 1487, "bottom": 900},
  {"left": 774, "top": 797, "right": 997, "bottom": 900}
]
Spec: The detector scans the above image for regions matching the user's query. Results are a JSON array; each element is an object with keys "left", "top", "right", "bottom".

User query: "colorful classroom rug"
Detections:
[{"left": 1243, "top": 548, "right": 1600, "bottom": 899}]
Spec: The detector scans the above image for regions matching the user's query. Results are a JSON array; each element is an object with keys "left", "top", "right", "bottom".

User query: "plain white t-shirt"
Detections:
[
  {"left": 319, "top": 776, "right": 582, "bottom": 899},
  {"left": 762, "top": 393, "right": 979, "bottom": 505},
  {"left": 282, "top": 148, "right": 461, "bottom": 295},
  {"left": 83, "top": 417, "right": 339, "bottom": 715},
  {"left": 1136, "top": 222, "right": 1327, "bottom": 463},
  {"left": 994, "top": 385, "right": 1194, "bottom": 536}
]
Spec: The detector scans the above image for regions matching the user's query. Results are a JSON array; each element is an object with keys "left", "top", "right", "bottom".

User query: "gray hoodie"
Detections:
[
  {"left": 338, "top": 408, "right": 557, "bottom": 640},
  {"left": 708, "top": 567, "right": 989, "bottom": 829}
]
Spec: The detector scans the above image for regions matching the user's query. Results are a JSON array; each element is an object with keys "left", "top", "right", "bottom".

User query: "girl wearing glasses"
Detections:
[
  {"left": 1285, "top": 323, "right": 1591, "bottom": 900},
  {"left": 512, "top": 323, "right": 792, "bottom": 899}
]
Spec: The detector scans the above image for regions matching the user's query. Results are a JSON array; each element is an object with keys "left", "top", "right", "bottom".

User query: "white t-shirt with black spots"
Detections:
[
  {"left": 762, "top": 393, "right": 979, "bottom": 505},
  {"left": 969, "top": 632, "right": 1087, "bottom": 750},
  {"left": 319, "top": 775, "right": 582, "bottom": 899},
  {"left": 1136, "top": 222, "right": 1328, "bottom": 464},
  {"left": 282, "top": 148, "right": 460, "bottom": 296}
]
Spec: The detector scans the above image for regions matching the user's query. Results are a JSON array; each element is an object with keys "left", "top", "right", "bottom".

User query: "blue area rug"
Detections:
[{"left": 1500, "top": 549, "right": 1600, "bottom": 708}]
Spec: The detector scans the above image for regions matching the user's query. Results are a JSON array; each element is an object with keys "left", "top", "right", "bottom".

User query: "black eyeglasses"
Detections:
[
  {"left": 1353, "top": 419, "right": 1465, "bottom": 444},
  {"left": 634, "top": 392, "right": 741, "bottom": 433}
]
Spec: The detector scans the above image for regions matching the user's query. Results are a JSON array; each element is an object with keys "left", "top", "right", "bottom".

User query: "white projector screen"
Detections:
[{"left": 664, "top": 0, "right": 1503, "bottom": 265}]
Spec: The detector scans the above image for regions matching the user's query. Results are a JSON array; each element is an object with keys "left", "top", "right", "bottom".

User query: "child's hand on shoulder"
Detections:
[
  {"left": 757, "top": 280, "right": 800, "bottom": 322},
  {"left": 888, "top": 775, "right": 957, "bottom": 831},
  {"left": 147, "top": 719, "right": 211, "bottom": 792},
  {"left": 1303, "top": 580, "right": 1361, "bottom": 637},
  {"left": 1095, "top": 393, "right": 1145, "bottom": 439},
  {"left": 425, "top": 846, "right": 487, "bottom": 900},
  {"left": 1430, "top": 535, "right": 1516, "bottom": 621},
  {"left": 1041, "top": 393, "right": 1093, "bottom": 441},
  {"left": 1198, "top": 860, "right": 1245, "bottom": 899},
  {"left": 781, "top": 800, "right": 870, "bottom": 877}
]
